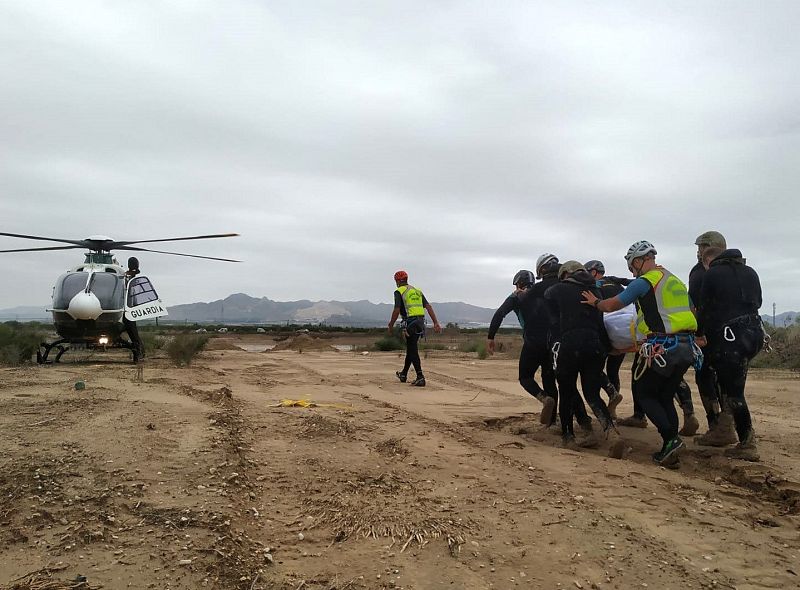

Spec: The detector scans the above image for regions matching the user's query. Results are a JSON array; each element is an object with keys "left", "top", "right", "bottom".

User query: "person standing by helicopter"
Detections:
[
  {"left": 123, "top": 257, "right": 145, "bottom": 362},
  {"left": 388, "top": 270, "right": 442, "bottom": 387}
]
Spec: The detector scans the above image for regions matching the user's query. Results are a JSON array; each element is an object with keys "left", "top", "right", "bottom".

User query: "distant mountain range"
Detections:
[
  {"left": 762, "top": 311, "right": 798, "bottom": 327},
  {"left": 3, "top": 295, "right": 796, "bottom": 329},
  {"left": 0, "top": 294, "right": 512, "bottom": 327},
  {"left": 0, "top": 306, "right": 51, "bottom": 321},
  {"left": 164, "top": 293, "right": 506, "bottom": 327}
]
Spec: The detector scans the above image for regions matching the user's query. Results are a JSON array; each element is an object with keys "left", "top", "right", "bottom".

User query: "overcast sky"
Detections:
[{"left": 1, "top": 1, "right": 798, "bottom": 313}]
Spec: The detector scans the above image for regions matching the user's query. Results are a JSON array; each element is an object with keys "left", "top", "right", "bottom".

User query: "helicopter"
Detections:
[{"left": 0, "top": 231, "right": 239, "bottom": 363}]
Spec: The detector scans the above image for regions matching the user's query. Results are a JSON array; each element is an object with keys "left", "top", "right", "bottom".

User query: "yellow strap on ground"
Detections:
[
  {"left": 276, "top": 399, "right": 353, "bottom": 410},
  {"left": 278, "top": 399, "right": 317, "bottom": 407}
]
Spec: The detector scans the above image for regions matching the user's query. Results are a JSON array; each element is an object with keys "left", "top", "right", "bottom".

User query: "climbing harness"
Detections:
[
  {"left": 633, "top": 333, "right": 699, "bottom": 381},
  {"left": 401, "top": 317, "right": 426, "bottom": 341},
  {"left": 634, "top": 339, "right": 668, "bottom": 380}
]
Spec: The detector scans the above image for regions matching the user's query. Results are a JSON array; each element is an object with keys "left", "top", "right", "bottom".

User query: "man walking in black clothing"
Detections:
[
  {"left": 487, "top": 270, "right": 557, "bottom": 424},
  {"left": 526, "top": 253, "right": 592, "bottom": 429},
  {"left": 692, "top": 231, "right": 738, "bottom": 445},
  {"left": 698, "top": 247, "right": 764, "bottom": 461},
  {"left": 545, "top": 261, "right": 624, "bottom": 457},
  {"left": 388, "top": 270, "right": 442, "bottom": 387}
]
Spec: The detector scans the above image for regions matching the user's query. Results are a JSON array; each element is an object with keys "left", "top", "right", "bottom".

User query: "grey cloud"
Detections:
[{"left": 1, "top": 1, "right": 798, "bottom": 312}]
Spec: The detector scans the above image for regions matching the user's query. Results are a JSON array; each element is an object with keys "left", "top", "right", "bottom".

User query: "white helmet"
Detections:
[
  {"left": 624, "top": 240, "right": 657, "bottom": 264},
  {"left": 536, "top": 253, "right": 559, "bottom": 278}
]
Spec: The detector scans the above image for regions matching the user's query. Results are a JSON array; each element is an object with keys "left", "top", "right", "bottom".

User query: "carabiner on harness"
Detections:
[
  {"left": 551, "top": 341, "right": 560, "bottom": 372},
  {"left": 763, "top": 330, "right": 773, "bottom": 353},
  {"left": 634, "top": 339, "right": 668, "bottom": 380},
  {"left": 724, "top": 326, "right": 736, "bottom": 342},
  {"left": 641, "top": 341, "right": 667, "bottom": 367}
]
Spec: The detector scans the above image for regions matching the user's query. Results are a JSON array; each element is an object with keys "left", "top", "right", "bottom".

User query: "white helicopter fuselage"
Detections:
[{"left": 49, "top": 259, "right": 167, "bottom": 342}]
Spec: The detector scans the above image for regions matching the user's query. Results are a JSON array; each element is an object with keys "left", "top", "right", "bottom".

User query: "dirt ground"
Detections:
[{"left": 1, "top": 334, "right": 799, "bottom": 590}]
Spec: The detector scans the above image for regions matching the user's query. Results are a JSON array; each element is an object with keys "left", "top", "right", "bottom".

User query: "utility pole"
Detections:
[{"left": 773, "top": 302, "right": 776, "bottom": 327}]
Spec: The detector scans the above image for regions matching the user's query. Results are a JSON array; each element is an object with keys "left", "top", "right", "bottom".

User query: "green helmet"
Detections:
[
  {"left": 694, "top": 231, "right": 726, "bottom": 249},
  {"left": 558, "top": 260, "right": 585, "bottom": 280}
]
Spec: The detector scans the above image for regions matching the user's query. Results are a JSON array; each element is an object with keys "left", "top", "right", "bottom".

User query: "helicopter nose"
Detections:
[{"left": 67, "top": 292, "right": 103, "bottom": 320}]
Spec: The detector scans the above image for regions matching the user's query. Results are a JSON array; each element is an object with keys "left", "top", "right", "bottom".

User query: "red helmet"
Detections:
[{"left": 394, "top": 270, "right": 408, "bottom": 281}]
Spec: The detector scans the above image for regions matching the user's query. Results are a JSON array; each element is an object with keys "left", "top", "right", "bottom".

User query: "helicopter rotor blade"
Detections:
[
  {"left": 0, "top": 245, "right": 84, "bottom": 254},
  {"left": 114, "top": 233, "right": 240, "bottom": 247},
  {"left": 115, "top": 245, "right": 240, "bottom": 262},
  {"left": 0, "top": 231, "right": 87, "bottom": 246}
]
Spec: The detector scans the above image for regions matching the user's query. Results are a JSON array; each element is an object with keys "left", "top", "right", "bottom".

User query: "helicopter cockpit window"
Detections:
[
  {"left": 53, "top": 273, "right": 89, "bottom": 309},
  {"left": 52, "top": 272, "right": 124, "bottom": 310},
  {"left": 127, "top": 277, "right": 159, "bottom": 307},
  {"left": 91, "top": 273, "right": 125, "bottom": 309}
]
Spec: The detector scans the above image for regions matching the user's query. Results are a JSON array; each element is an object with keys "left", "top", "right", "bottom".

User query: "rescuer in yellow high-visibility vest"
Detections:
[
  {"left": 581, "top": 241, "right": 699, "bottom": 469},
  {"left": 387, "top": 270, "right": 442, "bottom": 387}
]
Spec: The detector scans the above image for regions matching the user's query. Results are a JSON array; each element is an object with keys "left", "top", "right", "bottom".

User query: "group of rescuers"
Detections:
[{"left": 388, "top": 231, "right": 766, "bottom": 469}]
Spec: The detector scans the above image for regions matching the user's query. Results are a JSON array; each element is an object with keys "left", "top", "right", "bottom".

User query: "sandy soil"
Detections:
[{"left": 1, "top": 335, "right": 799, "bottom": 590}]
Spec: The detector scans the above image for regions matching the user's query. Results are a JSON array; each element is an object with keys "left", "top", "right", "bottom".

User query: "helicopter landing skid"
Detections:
[
  {"left": 37, "top": 339, "right": 70, "bottom": 364},
  {"left": 36, "top": 338, "right": 138, "bottom": 364}
]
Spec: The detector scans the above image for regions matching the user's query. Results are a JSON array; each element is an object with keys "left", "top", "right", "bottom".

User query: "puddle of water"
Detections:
[{"left": 236, "top": 344, "right": 275, "bottom": 352}]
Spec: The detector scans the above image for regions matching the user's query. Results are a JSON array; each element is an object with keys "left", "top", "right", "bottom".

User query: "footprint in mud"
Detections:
[
  {"left": 497, "top": 441, "right": 526, "bottom": 449},
  {"left": 472, "top": 414, "right": 537, "bottom": 431}
]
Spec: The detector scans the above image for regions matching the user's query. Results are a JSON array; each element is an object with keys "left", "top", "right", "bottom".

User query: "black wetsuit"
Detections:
[
  {"left": 123, "top": 271, "right": 144, "bottom": 360},
  {"left": 690, "top": 261, "right": 722, "bottom": 427},
  {"left": 527, "top": 273, "right": 589, "bottom": 425},
  {"left": 123, "top": 317, "right": 144, "bottom": 360},
  {"left": 488, "top": 287, "right": 547, "bottom": 401},
  {"left": 394, "top": 288, "right": 429, "bottom": 378},
  {"left": 545, "top": 270, "right": 613, "bottom": 439},
  {"left": 525, "top": 275, "right": 560, "bottom": 403},
  {"left": 699, "top": 249, "right": 763, "bottom": 441}
]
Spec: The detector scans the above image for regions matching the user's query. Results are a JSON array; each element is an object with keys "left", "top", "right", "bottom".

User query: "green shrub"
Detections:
[
  {"left": 165, "top": 334, "right": 209, "bottom": 366},
  {"left": 140, "top": 332, "right": 167, "bottom": 352},
  {"left": 458, "top": 341, "right": 477, "bottom": 353},
  {"left": 459, "top": 339, "right": 488, "bottom": 359},
  {"left": 419, "top": 342, "right": 448, "bottom": 351},
  {"left": 373, "top": 336, "right": 404, "bottom": 351},
  {"left": 750, "top": 324, "right": 800, "bottom": 370},
  {"left": 0, "top": 323, "right": 43, "bottom": 365}
]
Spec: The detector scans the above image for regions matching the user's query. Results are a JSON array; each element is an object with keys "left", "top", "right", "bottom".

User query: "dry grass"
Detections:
[
  {"left": 2, "top": 569, "right": 93, "bottom": 590},
  {"left": 372, "top": 436, "right": 410, "bottom": 459},
  {"left": 179, "top": 384, "right": 234, "bottom": 405},
  {"left": 298, "top": 415, "right": 356, "bottom": 439},
  {"left": 303, "top": 471, "right": 471, "bottom": 554}
]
